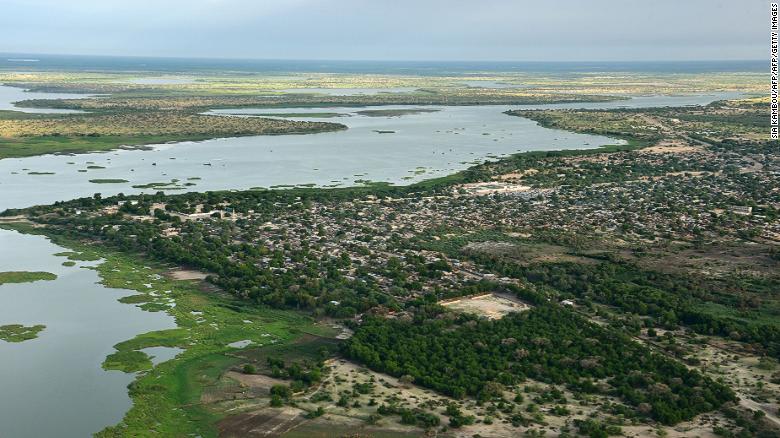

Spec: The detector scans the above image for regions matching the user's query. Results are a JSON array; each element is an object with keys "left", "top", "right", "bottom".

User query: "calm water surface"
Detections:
[
  {"left": 0, "top": 92, "right": 741, "bottom": 211},
  {"left": 0, "top": 84, "right": 94, "bottom": 113},
  {"left": 0, "top": 230, "right": 175, "bottom": 438}
]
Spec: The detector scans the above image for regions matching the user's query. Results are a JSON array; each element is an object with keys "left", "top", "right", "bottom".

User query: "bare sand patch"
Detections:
[
  {"left": 226, "top": 371, "right": 288, "bottom": 395},
  {"left": 441, "top": 292, "right": 531, "bottom": 319},
  {"left": 458, "top": 181, "right": 538, "bottom": 195},
  {"left": 497, "top": 168, "right": 538, "bottom": 180},
  {"left": 642, "top": 140, "right": 703, "bottom": 154},
  {"left": 218, "top": 406, "right": 306, "bottom": 438},
  {"left": 167, "top": 268, "right": 208, "bottom": 280}
]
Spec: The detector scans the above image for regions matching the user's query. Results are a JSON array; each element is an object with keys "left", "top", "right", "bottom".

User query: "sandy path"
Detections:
[{"left": 740, "top": 397, "right": 780, "bottom": 428}]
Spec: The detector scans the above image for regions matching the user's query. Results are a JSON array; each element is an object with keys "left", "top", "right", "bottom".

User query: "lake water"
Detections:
[
  {"left": 0, "top": 84, "right": 94, "bottom": 113},
  {"left": 0, "top": 90, "right": 741, "bottom": 437},
  {"left": 0, "top": 229, "right": 175, "bottom": 438},
  {"left": 0, "top": 92, "right": 741, "bottom": 211}
]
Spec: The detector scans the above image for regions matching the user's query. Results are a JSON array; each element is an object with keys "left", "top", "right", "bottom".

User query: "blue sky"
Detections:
[{"left": 0, "top": 0, "right": 766, "bottom": 61}]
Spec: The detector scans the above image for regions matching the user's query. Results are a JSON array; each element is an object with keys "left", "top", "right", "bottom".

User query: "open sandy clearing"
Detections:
[
  {"left": 440, "top": 292, "right": 531, "bottom": 319},
  {"left": 166, "top": 268, "right": 209, "bottom": 280}
]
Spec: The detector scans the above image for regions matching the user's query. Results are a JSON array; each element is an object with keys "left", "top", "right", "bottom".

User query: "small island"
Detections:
[
  {"left": 0, "top": 324, "right": 46, "bottom": 343},
  {"left": 0, "top": 271, "right": 57, "bottom": 285},
  {"left": 89, "top": 179, "right": 130, "bottom": 184}
]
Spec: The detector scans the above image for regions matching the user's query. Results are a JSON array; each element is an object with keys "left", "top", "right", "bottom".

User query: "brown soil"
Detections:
[
  {"left": 218, "top": 407, "right": 306, "bottom": 438},
  {"left": 167, "top": 268, "right": 209, "bottom": 280}
]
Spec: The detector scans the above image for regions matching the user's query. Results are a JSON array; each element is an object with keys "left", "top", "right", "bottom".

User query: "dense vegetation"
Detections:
[
  {"left": 459, "top": 255, "right": 780, "bottom": 359},
  {"left": 344, "top": 304, "right": 736, "bottom": 425}
]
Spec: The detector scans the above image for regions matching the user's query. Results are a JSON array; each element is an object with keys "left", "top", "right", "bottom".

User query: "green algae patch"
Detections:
[
  {"left": 53, "top": 250, "right": 100, "bottom": 261},
  {"left": 0, "top": 324, "right": 46, "bottom": 343},
  {"left": 118, "top": 294, "right": 153, "bottom": 305},
  {"left": 103, "top": 350, "right": 153, "bottom": 373},
  {"left": 0, "top": 271, "right": 57, "bottom": 285},
  {"left": 89, "top": 179, "right": 129, "bottom": 184}
]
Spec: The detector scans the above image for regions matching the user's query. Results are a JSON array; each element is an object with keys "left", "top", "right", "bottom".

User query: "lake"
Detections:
[
  {"left": 0, "top": 92, "right": 741, "bottom": 211},
  {"left": 0, "top": 90, "right": 741, "bottom": 437},
  {"left": 0, "top": 84, "right": 94, "bottom": 113},
  {"left": 0, "top": 229, "right": 175, "bottom": 438}
]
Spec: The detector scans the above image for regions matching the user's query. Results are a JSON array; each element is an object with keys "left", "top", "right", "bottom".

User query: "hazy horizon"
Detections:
[
  {"left": 0, "top": 52, "right": 767, "bottom": 63},
  {"left": 0, "top": 0, "right": 765, "bottom": 62}
]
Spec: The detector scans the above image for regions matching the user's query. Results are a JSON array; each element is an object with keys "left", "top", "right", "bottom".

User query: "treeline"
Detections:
[
  {"left": 38, "top": 212, "right": 395, "bottom": 316},
  {"left": 464, "top": 254, "right": 780, "bottom": 359},
  {"left": 4, "top": 174, "right": 456, "bottom": 218},
  {"left": 31, "top": 202, "right": 473, "bottom": 317},
  {"left": 343, "top": 305, "right": 735, "bottom": 425}
]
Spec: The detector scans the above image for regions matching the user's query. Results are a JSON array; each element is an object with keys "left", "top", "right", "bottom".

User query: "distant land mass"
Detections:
[{"left": 0, "top": 53, "right": 765, "bottom": 75}]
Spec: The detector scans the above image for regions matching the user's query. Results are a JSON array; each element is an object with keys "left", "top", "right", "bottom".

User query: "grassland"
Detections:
[
  {"left": 0, "top": 70, "right": 763, "bottom": 160},
  {"left": 0, "top": 111, "right": 346, "bottom": 159},
  {"left": 0, "top": 111, "right": 343, "bottom": 137},
  {"left": 0, "top": 70, "right": 763, "bottom": 98},
  {"left": 508, "top": 98, "right": 769, "bottom": 143},
  {"left": 0, "top": 271, "right": 57, "bottom": 285},
  {"left": 17, "top": 90, "right": 620, "bottom": 112},
  {"left": 0, "top": 324, "right": 46, "bottom": 342}
]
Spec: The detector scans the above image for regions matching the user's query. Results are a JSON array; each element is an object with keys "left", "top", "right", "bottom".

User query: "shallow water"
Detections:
[
  {"left": 0, "top": 229, "right": 175, "bottom": 438},
  {"left": 140, "top": 346, "right": 184, "bottom": 365},
  {"left": 0, "top": 84, "right": 94, "bottom": 113},
  {"left": 0, "top": 92, "right": 741, "bottom": 211},
  {"left": 0, "top": 104, "right": 616, "bottom": 210}
]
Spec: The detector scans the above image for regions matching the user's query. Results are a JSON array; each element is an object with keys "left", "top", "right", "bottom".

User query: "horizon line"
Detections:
[{"left": 0, "top": 51, "right": 765, "bottom": 64}]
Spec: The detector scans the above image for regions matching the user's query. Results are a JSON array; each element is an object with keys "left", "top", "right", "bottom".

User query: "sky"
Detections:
[{"left": 0, "top": 0, "right": 767, "bottom": 61}]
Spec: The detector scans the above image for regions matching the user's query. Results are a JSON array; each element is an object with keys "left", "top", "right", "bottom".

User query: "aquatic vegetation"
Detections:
[
  {"left": 89, "top": 179, "right": 129, "bottom": 184},
  {"left": 0, "top": 324, "right": 46, "bottom": 343},
  {"left": 103, "top": 350, "right": 153, "bottom": 373},
  {"left": 0, "top": 271, "right": 57, "bottom": 285},
  {"left": 53, "top": 250, "right": 100, "bottom": 261},
  {"left": 6, "top": 229, "right": 337, "bottom": 437}
]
